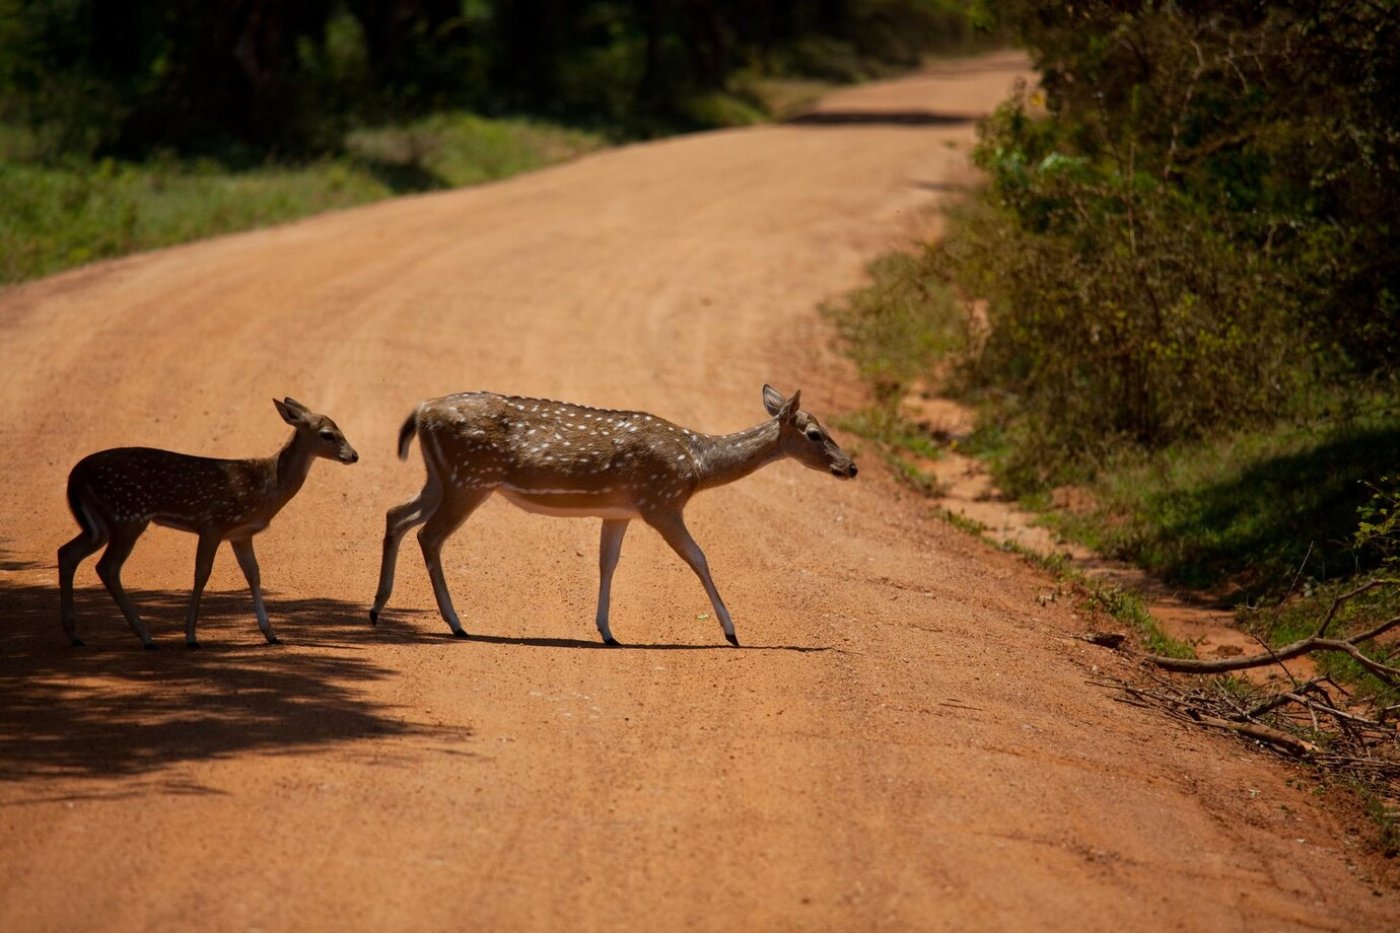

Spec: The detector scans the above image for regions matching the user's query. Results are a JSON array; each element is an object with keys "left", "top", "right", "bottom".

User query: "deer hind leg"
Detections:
[
  {"left": 183, "top": 530, "right": 221, "bottom": 648},
  {"left": 230, "top": 537, "right": 278, "bottom": 645},
  {"left": 596, "top": 519, "right": 630, "bottom": 646},
  {"left": 94, "top": 523, "right": 155, "bottom": 649},
  {"left": 58, "top": 507, "right": 110, "bottom": 647},
  {"left": 417, "top": 486, "right": 492, "bottom": 638},
  {"left": 645, "top": 510, "right": 739, "bottom": 647},
  {"left": 371, "top": 478, "right": 443, "bottom": 625}
]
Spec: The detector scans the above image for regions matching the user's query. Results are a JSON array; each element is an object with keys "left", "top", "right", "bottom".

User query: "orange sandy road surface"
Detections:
[{"left": 0, "top": 52, "right": 1393, "bottom": 931}]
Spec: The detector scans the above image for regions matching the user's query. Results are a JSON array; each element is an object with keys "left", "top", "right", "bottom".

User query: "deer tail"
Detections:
[{"left": 396, "top": 411, "right": 419, "bottom": 461}]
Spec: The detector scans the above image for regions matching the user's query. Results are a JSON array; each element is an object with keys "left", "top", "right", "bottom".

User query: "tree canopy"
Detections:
[{"left": 0, "top": 0, "right": 980, "bottom": 158}]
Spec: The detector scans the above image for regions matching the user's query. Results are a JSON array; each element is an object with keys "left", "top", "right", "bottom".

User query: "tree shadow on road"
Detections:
[
  {"left": 784, "top": 109, "right": 980, "bottom": 128},
  {"left": 0, "top": 578, "right": 456, "bottom": 785}
]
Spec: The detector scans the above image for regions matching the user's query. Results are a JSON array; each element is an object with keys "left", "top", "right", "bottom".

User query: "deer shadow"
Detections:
[
  {"left": 462, "top": 631, "right": 833, "bottom": 652},
  {"left": 0, "top": 577, "right": 463, "bottom": 788}
]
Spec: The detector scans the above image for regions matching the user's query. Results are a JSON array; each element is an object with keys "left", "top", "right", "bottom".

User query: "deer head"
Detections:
[
  {"left": 275, "top": 397, "right": 359, "bottom": 464},
  {"left": 763, "top": 384, "right": 857, "bottom": 479}
]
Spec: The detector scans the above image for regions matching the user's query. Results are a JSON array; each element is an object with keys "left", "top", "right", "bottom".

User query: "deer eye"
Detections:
[
  {"left": 319, "top": 430, "right": 338, "bottom": 441},
  {"left": 805, "top": 428, "right": 823, "bottom": 442}
]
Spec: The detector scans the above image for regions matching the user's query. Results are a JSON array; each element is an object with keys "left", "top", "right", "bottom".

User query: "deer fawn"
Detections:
[
  {"left": 371, "top": 385, "right": 856, "bottom": 646},
  {"left": 58, "top": 398, "right": 358, "bottom": 648}
]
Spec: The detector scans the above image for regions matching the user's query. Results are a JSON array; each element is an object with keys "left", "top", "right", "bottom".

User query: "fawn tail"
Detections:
[{"left": 396, "top": 411, "right": 418, "bottom": 461}]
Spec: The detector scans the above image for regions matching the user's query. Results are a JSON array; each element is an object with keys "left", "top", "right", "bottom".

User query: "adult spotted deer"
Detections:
[
  {"left": 371, "top": 385, "right": 856, "bottom": 646},
  {"left": 58, "top": 398, "right": 358, "bottom": 648}
]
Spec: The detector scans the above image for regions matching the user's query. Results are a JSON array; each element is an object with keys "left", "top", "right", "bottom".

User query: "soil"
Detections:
[{"left": 1, "top": 51, "right": 1395, "bottom": 931}]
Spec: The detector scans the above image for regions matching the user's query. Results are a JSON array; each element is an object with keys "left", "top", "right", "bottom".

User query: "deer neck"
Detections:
[
  {"left": 272, "top": 432, "right": 318, "bottom": 504},
  {"left": 692, "top": 419, "right": 782, "bottom": 491}
]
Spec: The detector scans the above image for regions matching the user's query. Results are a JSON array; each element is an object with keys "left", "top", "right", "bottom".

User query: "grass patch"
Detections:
[
  {"left": 995, "top": 535, "right": 1193, "bottom": 659},
  {"left": 1249, "top": 577, "right": 1400, "bottom": 704},
  {"left": 834, "top": 407, "right": 943, "bottom": 495},
  {"left": 1, "top": 114, "right": 605, "bottom": 286},
  {"left": 1041, "top": 410, "right": 1400, "bottom": 600},
  {"left": 823, "top": 249, "right": 968, "bottom": 401}
]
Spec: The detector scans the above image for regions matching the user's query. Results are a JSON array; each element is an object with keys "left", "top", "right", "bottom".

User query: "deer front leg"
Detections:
[
  {"left": 231, "top": 538, "right": 278, "bottom": 645},
  {"left": 184, "top": 531, "right": 221, "bottom": 647},
  {"left": 596, "top": 519, "right": 630, "bottom": 646},
  {"left": 645, "top": 510, "right": 739, "bottom": 647}
]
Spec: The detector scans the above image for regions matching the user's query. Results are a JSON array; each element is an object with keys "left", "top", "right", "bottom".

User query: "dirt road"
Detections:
[{"left": 1, "top": 52, "right": 1393, "bottom": 931}]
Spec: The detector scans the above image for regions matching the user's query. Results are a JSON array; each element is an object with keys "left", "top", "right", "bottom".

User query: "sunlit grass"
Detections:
[{"left": 0, "top": 114, "right": 605, "bottom": 285}]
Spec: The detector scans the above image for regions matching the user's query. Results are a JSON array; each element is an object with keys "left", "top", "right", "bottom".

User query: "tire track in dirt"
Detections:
[{"left": 1, "top": 51, "right": 1394, "bottom": 931}]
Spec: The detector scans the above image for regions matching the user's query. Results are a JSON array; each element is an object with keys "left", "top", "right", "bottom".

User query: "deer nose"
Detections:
[
  {"left": 343, "top": 450, "right": 360, "bottom": 464},
  {"left": 848, "top": 463, "right": 858, "bottom": 478}
]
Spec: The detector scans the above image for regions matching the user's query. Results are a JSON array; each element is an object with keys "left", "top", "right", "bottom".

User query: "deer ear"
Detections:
[
  {"left": 762, "top": 384, "right": 786, "bottom": 417},
  {"left": 778, "top": 390, "right": 802, "bottom": 424},
  {"left": 274, "top": 398, "right": 304, "bottom": 425}
]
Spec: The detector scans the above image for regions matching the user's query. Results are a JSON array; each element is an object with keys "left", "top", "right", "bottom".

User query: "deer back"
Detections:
[{"left": 418, "top": 393, "right": 702, "bottom": 510}]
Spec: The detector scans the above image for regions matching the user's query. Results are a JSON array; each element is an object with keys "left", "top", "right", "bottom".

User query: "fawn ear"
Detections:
[
  {"left": 274, "top": 398, "right": 306, "bottom": 425},
  {"left": 781, "top": 390, "right": 802, "bottom": 423},
  {"left": 762, "top": 384, "right": 786, "bottom": 417}
]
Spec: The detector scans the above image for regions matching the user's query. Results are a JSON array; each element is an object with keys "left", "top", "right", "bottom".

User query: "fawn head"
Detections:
[
  {"left": 763, "top": 385, "right": 857, "bottom": 479},
  {"left": 275, "top": 397, "right": 359, "bottom": 464}
]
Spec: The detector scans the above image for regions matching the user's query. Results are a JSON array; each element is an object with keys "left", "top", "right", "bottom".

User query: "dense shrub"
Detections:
[{"left": 934, "top": 0, "right": 1400, "bottom": 488}]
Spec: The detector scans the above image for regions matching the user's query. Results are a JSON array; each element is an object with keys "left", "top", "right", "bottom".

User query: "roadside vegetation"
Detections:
[
  {"left": 0, "top": 116, "right": 605, "bottom": 283},
  {"left": 828, "top": 0, "right": 1400, "bottom": 840},
  {"left": 0, "top": 0, "right": 996, "bottom": 286},
  {"left": 830, "top": 0, "right": 1400, "bottom": 673}
]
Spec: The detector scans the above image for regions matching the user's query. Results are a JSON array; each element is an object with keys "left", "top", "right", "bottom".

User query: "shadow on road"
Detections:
[
  {"left": 0, "top": 578, "right": 454, "bottom": 784},
  {"left": 465, "top": 632, "right": 834, "bottom": 652},
  {"left": 785, "top": 109, "right": 980, "bottom": 128}
]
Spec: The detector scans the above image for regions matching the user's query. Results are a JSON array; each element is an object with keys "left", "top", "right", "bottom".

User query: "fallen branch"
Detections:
[
  {"left": 1145, "top": 614, "right": 1400, "bottom": 685},
  {"left": 1190, "top": 711, "right": 1319, "bottom": 758}
]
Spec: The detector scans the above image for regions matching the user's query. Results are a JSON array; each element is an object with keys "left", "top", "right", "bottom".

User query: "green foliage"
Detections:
[
  {"left": 1041, "top": 409, "right": 1400, "bottom": 597},
  {"left": 927, "top": 1, "right": 1400, "bottom": 490},
  {"left": 823, "top": 249, "right": 969, "bottom": 494},
  {"left": 0, "top": 116, "right": 604, "bottom": 285},
  {"left": 824, "top": 249, "right": 968, "bottom": 401},
  {"left": 1258, "top": 577, "right": 1400, "bottom": 704},
  {"left": 345, "top": 112, "right": 604, "bottom": 191},
  {"left": 0, "top": 1, "right": 994, "bottom": 159},
  {"left": 944, "top": 133, "right": 1301, "bottom": 484}
]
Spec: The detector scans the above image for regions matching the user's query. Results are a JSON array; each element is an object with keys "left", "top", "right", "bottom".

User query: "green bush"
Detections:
[
  {"left": 924, "top": 1, "right": 1400, "bottom": 490},
  {"left": 939, "top": 91, "right": 1303, "bottom": 487}
]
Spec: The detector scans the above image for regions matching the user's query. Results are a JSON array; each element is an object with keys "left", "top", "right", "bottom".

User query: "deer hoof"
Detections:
[
  {"left": 725, "top": 632, "right": 740, "bottom": 648},
  {"left": 452, "top": 629, "right": 470, "bottom": 639},
  {"left": 69, "top": 637, "right": 85, "bottom": 648},
  {"left": 186, "top": 641, "right": 201, "bottom": 650},
  {"left": 143, "top": 642, "right": 158, "bottom": 651},
  {"left": 266, "top": 636, "right": 281, "bottom": 646},
  {"left": 369, "top": 608, "right": 379, "bottom": 626},
  {"left": 604, "top": 637, "right": 621, "bottom": 647}
]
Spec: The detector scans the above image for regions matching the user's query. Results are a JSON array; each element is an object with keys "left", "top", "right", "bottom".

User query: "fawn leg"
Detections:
[
  {"left": 184, "top": 531, "right": 220, "bottom": 647},
  {"left": 231, "top": 537, "right": 278, "bottom": 645}
]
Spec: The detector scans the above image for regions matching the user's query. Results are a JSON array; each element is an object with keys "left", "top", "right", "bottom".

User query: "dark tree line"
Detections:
[{"left": 0, "top": 0, "right": 981, "bottom": 158}]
